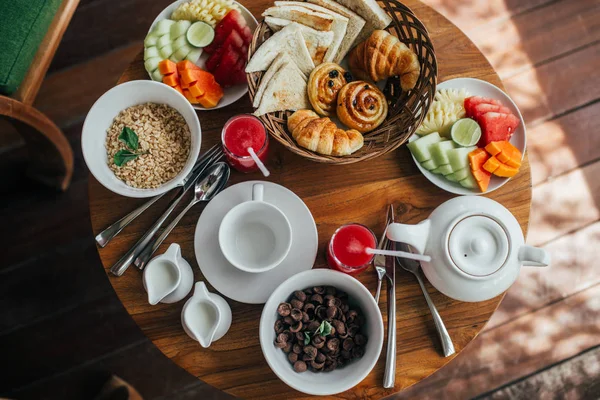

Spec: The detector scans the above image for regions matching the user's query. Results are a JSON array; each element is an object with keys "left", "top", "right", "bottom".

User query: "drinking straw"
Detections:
[
  {"left": 248, "top": 147, "right": 270, "bottom": 177},
  {"left": 366, "top": 248, "right": 432, "bottom": 263}
]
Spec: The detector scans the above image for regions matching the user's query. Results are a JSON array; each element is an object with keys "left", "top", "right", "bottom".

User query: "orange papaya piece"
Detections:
[
  {"left": 483, "top": 156, "right": 501, "bottom": 174},
  {"left": 197, "top": 89, "right": 223, "bottom": 108},
  {"left": 177, "top": 60, "right": 202, "bottom": 73},
  {"left": 494, "top": 163, "right": 519, "bottom": 177},
  {"left": 468, "top": 148, "right": 490, "bottom": 171},
  {"left": 484, "top": 141, "right": 503, "bottom": 156},
  {"left": 158, "top": 59, "right": 177, "bottom": 76},
  {"left": 485, "top": 141, "right": 522, "bottom": 168},
  {"left": 182, "top": 88, "right": 198, "bottom": 104},
  {"left": 162, "top": 72, "right": 179, "bottom": 88},
  {"left": 472, "top": 169, "right": 491, "bottom": 192},
  {"left": 180, "top": 68, "right": 202, "bottom": 86},
  {"left": 188, "top": 81, "right": 206, "bottom": 98},
  {"left": 172, "top": 85, "right": 184, "bottom": 96}
]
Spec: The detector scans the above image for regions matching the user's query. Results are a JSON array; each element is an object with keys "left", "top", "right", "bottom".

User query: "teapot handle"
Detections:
[
  {"left": 386, "top": 220, "right": 431, "bottom": 255},
  {"left": 519, "top": 245, "right": 551, "bottom": 267}
]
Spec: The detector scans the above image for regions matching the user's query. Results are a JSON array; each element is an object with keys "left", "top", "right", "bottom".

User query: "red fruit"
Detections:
[
  {"left": 464, "top": 96, "right": 502, "bottom": 118},
  {"left": 205, "top": 45, "right": 225, "bottom": 71},
  {"left": 472, "top": 103, "right": 512, "bottom": 121},
  {"left": 240, "top": 25, "right": 253, "bottom": 45},
  {"left": 204, "top": 10, "right": 247, "bottom": 54},
  {"left": 213, "top": 46, "right": 241, "bottom": 87},
  {"left": 478, "top": 112, "right": 520, "bottom": 146},
  {"left": 206, "top": 31, "right": 244, "bottom": 71}
]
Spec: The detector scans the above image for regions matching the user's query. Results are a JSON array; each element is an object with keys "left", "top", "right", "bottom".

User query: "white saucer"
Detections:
[
  {"left": 409, "top": 77, "right": 527, "bottom": 196},
  {"left": 194, "top": 181, "right": 318, "bottom": 304}
]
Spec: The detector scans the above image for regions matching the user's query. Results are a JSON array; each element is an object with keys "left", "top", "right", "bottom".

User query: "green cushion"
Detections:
[{"left": 0, "top": 0, "right": 63, "bottom": 96}]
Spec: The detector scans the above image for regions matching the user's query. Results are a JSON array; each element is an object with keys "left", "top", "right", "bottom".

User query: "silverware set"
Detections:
[
  {"left": 374, "top": 203, "right": 455, "bottom": 388},
  {"left": 96, "top": 145, "right": 230, "bottom": 277}
]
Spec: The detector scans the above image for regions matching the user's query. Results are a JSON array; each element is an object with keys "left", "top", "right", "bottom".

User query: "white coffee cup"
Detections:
[{"left": 219, "top": 183, "right": 292, "bottom": 273}]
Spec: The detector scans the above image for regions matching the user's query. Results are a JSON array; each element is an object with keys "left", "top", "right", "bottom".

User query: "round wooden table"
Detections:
[{"left": 89, "top": 1, "right": 532, "bottom": 398}]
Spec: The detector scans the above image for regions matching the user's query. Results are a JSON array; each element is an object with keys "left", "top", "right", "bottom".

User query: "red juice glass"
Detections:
[
  {"left": 327, "top": 223, "right": 377, "bottom": 275},
  {"left": 221, "top": 114, "right": 269, "bottom": 173}
]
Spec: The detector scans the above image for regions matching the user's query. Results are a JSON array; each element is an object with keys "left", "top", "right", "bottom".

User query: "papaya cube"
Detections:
[
  {"left": 484, "top": 141, "right": 503, "bottom": 156},
  {"left": 177, "top": 60, "right": 202, "bottom": 73},
  {"left": 468, "top": 148, "right": 490, "bottom": 170},
  {"left": 188, "top": 81, "right": 206, "bottom": 98},
  {"left": 182, "top": 88, "right": 198, "bottom": 104},
  {"left": 172, "top": 85, "right": 184, "bottom": 96},
  {"left": 483, "top": 156, "right": 501, "bottom": 174},
  {"left": 158, "top": 59, "right": 177, "bottom": 76},
  {"left": 472, "top": 169, "right": 491, "bottom": 192},
  {"left": 162, "top": 72, "right": 179, "bottom": 87},
  {"left": 494, "top": 163, "right": 519, "bottom": 177}
]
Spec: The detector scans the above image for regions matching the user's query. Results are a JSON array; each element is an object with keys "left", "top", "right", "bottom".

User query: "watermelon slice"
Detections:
[
  {"left": 213, "top": 46, "right": 241, "bottom": 86},
  {"left": 205, "top": 30, "right": 244, "bottom": 72},
  {"left": 472, "top": 103, "right": 512, "bottom": 121},
  {"left": 478, "top": 112, "right": 520, "bottom": 146},
  {"left": 464, "top": 96, "right": 502, "bottom": 118},
  {"left": 204, "top": 10, "right": 248, "bottom": 54}
]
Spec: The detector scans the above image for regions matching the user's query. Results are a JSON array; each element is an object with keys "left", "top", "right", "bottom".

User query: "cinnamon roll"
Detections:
[
  {"left": 307, "top": 63, "right": 351, "bottom": 117},
  {"left": 336, "top": 81, "right": 388, "bottom": 133}
]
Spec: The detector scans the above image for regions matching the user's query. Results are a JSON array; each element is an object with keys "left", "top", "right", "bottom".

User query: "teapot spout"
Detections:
[
  {"left": 386, "top": 220, "right": 431, "bottom": 255},
  {"left": 518, "top": 245, "right": 551, "bottom": 267}
]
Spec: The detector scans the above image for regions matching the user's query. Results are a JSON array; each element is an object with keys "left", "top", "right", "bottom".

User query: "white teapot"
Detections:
[{"left": 386, "top": 196, "right": 550, "bottom": 302}]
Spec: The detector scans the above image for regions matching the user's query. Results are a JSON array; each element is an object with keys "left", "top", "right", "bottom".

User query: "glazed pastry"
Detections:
[
  {"left": 336, "top": 81, "right": 388, "bottom": 133},
  {"left": 348, "top": 30, "right": 420, "bottom": 91},
  {"left": 307, "top": 63, "right": 350, "bottom": 116},
  {"left": 288, "top": 109, "right": 364, "bottom": 156}
]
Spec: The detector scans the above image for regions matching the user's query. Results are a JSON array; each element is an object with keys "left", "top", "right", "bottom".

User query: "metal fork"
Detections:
[
  {"left": 374, "top": 205, "right": 394, "bottom": 303},
  {"left": 95, "top": 145, "right": 221, "bottom": 247}
]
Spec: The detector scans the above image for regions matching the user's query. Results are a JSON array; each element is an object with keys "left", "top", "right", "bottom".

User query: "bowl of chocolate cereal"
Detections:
[
  {"left": 260, "top": 269, "right": 383, "bottom": 395},
  {"left": 82, "top": 80, "right": 201, "bottom": 198}
]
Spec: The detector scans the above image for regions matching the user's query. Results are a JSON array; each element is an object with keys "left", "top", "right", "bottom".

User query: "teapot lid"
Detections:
[{"left": 447, "top": 215, "right": 509, "bottom": 277}]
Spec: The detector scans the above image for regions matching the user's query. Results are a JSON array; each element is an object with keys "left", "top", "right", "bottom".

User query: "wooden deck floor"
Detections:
[{"left": 1, "top": 0, "right": 599, "bottom": 399}]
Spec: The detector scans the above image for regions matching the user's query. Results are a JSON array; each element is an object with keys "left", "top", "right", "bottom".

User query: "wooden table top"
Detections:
[{"left": 88, "top": 0, "right": 532, "bottom": 398}]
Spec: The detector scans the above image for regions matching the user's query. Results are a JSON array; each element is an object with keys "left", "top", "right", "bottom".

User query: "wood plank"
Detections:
[
  {"left": 466, "top": 0, "right": 600, "bottom": 79},
  {"left": 504, "top": 42, "right": 600, "bottom": 125},
  {"left": 479, "top": 345, "right": 600, "bottom": 399},
  {"left": 389, "top": 283, "right": 600, "bottom": 399},
  {"left": 527, "top": 160, "right": 600, "bottom": 246},
  {"left": 487, "top": 220, "right": 600, "bottom": 329},
  {"left": 420, "top": 0, "right": 554, "bottom": 32},
  {"left": 35, "top": 43, "right": 142, "bottom": 128},
  {"left": 528, "top": 101, "right": 600, "bottom": 185}
]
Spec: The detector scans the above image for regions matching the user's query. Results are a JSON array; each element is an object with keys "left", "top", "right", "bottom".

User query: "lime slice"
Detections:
[
  {"left": 451, "top": 118, "right": 482, "bottom": 147},
  {"left": 186, "top": 21, "right": 215, "bottom": 48}
]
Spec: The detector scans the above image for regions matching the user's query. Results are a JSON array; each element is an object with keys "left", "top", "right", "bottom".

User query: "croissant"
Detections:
[
  {"left": 288, "top": 110, "right": 364, "bottom": 156},
  {"left": 336, "top": 81, "right": 388, "bottom": 133},
  {"left": 348, "top": 30, "right": 421, "bottom": 91}
]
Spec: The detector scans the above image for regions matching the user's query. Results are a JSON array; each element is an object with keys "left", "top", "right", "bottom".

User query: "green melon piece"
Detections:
[
  {"left": 430, "top": 140, "right": 457, "bottom": 167},
  {"left": 407, "top": 132, "right": 442, "bottom": 163},
  {"left": 151, "top": 69, "right": 163, "bottom": 82},
  {"left": 144, "top": 46, "right": 159, "bottom": 60},
  {"left": 186, "top": 48, "right": 203, "bottom": 63},
  {"left": 445, "top": 173, "right": 458, "bottom": 182},
  {"left": 157, "top": 34, "right": 172, "bottom": 49},
  {"left": 447, "top": 146, "right": 476, "bottom": 172},
  {"left": 172, "top": 35, "right": 188, "bottom": 51},
  {"left": 437, "top": 164, "right": 454, "bottom": 176},
  {"left": 171, "top": 20, "right": 192, "bottom": 40},
  {"left": 155, "top": 19, "right": 176, "bottom": 36},
  {"left": 460, "top": 174, "right": 478, "bottom": 189},
  {"left": 144, "top": 33, "right": 159, "bottom": 47},
  {"left": 431, "top": 166, "right": 443, "bottom": 175},
  {"left": 172, "top": 45, "right": 192, "bottom": 62},
  {"left": 144, "top": 57, "right": 161, "bottom": 73},
  {"left": 160, "top": 44, "right": 174, "bottom": 59},
  {"left": 421, "top": 159, "right": 437, "bottom": 171},
  {"left": 453, "top": 167, "right": 470, "bottom": 181}
]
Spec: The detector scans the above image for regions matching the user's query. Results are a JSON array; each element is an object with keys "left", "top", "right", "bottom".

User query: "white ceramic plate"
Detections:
[
  {"left": 148, "top": 0, "right": 258, "bottom": 111},
  {"left": 194, "top": 181, "right": 318, "bottom": 304},
  {"left": 409, "top": 77, "right": 527, "bottom": 196},
  {"left": 260, "top": 269, "right": 384, "bottom": 396}
]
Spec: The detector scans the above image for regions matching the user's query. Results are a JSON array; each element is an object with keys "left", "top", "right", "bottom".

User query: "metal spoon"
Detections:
[
  {"left": 396, "top": 243, "right": 455, "bottom": 357},
  {"left": 134, "top": 162, "right": 230, "bottom": 270}
]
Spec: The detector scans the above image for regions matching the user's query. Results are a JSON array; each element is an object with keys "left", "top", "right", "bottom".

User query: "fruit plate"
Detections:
[
  {"left": 409, "top": 77, "right": 527, "bottom": 196},
  {"left": 148, "top": 0, "right": 258, "bottom": 111}
]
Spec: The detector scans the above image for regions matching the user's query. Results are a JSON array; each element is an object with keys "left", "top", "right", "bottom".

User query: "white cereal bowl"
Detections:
[
  {"left": 82, "top": 80, "right": 201, "bottom": 198},
  {"left": 259, "top": 269, "right": 384, "bottom": 396}
]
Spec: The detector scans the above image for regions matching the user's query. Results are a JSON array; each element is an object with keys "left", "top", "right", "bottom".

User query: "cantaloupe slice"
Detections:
[
  {"left": 158, "top": 59, "right": 177, "bottom": 76},
  {"left": 182, "top": 88, "right": 199, "bottom": 104},
  {"left": 163, "top": 72, "right": 179, "bottom": 87},
  {"left": 483, "top": 156, "right": 501, "bottom": 174},
  {"left": 485, "top": 141, "right": 522, "bottom": 168},
  {"left": 494, "top": 163, "right": 519, "bottom": 177},
  {"left": 468, "top": 148, "right": 492, "bottom": 192}
]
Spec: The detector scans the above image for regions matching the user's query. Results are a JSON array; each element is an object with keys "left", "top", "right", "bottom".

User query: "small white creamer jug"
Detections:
[
  {"left": 143, "top": 243, "right": 194, "bottom": 305},
  {"left": 181, "top": 282, "right": 232, "bottom": 348},
  {"left": 386, "top": 196, "right": 550, "bottom": 302}
]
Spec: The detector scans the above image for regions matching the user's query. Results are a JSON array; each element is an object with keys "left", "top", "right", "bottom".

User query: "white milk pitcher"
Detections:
[
  {"left": 142, "top": 243, "right": 194, "bottom": 305},
  {"left": 181, "top": 282, "right": 232, "bottom": 348}
]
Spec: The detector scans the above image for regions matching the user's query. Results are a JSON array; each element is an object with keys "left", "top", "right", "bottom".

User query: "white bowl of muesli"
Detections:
[{"left": 82, "top": 80, "right": 201, "bottom": 198}]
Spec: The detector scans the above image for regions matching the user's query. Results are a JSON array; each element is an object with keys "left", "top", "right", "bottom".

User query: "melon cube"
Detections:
[
  {"left": 144, "top": 46, "right": 159, "bottom": 60},
  {"left": 430, "top": 140, "right": 457, "bottom": 166},
  {"left": 453, "top": 167, "right": 470, "bottom": 181},
  {"left": 157, "top": 34, "right": 172, "bottom": 49},
  {"left": 459, "top": 174, "right": 478, "bottom": 189},
  {"left": 447, "top": 146, "right": 476, "bottom": 172},
  {"left": 445, "top": 173, "right": 458, "bottom": 182},
  {"left": 160, "top": 45, "right": 174, "bottom": 59},
  {"left": 144, "top": 33, "right": 159, "bottom": 47},
  {"left": 407, "top": 132, "right": 443, "bottom": 163},
  {"left": 171, "top": 20, "right": 191, "bottom": 40},
  {"left": 421, "top": 159, "right": 437, "bottom": 171},
  {"left": 437, "top": 164, "right": 454, "bottom": 175},
  {"left": 155, "top": 19, "right": 176, "bottom": 36}
]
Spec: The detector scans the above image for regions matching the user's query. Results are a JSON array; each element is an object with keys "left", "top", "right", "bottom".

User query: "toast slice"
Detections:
[
  {"left": 252, "top": 53, "right": 287, "bottom": 108},
  {"left": 335, "top": 0, "right": 392, "bottom": 43},
  {"left": 273, "top": 2, "right": 349, "bottom": 63},
  {"left": 246, "top": 24, "right": 315, "bottom": 75},
  {"left": 263, "top": 5, "right": 334, "bottom": 31},
  {"left": 253, "top": 59, "right": 310, "bottom": 116},
  {"left": 306, "top": 0, "right": 366, "bottom": 61},
  {"left": 264, "top": 18, "right": 334, "bottom": 65}
]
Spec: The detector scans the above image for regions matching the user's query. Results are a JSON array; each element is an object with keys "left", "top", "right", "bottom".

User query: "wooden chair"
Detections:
[{"left": 0, "top": 0, "right": 79, "bottom": 191}]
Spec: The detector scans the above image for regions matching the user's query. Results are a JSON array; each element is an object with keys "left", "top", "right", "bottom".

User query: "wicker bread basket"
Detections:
[{"left": 247, "top": 0, "right": 437, "bottom": 164}]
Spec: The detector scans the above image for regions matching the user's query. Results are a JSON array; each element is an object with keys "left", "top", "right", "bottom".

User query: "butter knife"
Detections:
[{"left": 383, "top": 205, "right": 396, "bottom": 389}]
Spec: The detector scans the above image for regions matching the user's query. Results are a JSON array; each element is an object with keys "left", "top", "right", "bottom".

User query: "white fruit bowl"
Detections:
[
  {"left": 259, "top": 269, "right": 384, "bottom": 396},
  {"left": 409, "top": 77, "right": 527, "bottom": 196},
  {"left": 148, "top": 0, "right": 258, "bottom": 111},
  {"left": 82, "top": 80, "right": 201, "bottom": 198}
]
